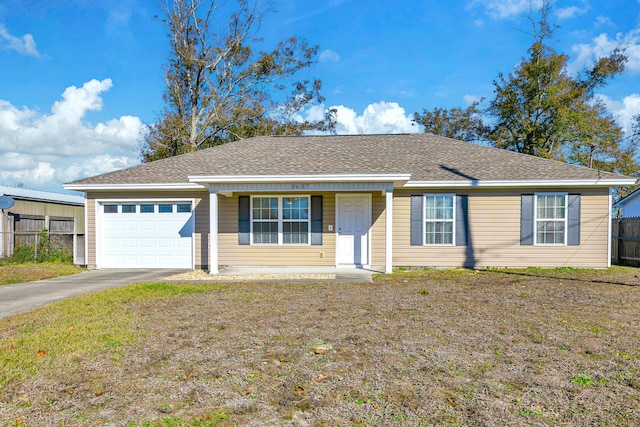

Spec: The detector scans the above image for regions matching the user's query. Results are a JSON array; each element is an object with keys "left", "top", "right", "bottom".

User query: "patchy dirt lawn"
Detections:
[{"left": 1, "top": 268, "right": 639, "bottom": 426}]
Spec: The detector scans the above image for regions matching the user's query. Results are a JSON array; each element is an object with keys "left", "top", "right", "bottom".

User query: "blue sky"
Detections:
[{"left": 1, "top": 0, "right": 640, "bottom": 193}]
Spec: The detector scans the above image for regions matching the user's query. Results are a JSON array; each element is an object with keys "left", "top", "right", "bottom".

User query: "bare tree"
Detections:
[{"left": 142, "top": 0, "right": 334, "bottom": 161}]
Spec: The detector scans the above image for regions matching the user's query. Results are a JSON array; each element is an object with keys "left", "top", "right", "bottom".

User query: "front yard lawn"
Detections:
[
  {"left": 0, "top": 267, "right": 638, "bottom": 426},
  {"left": 0, "top": 263, "right": 84, "bottom": 286}
]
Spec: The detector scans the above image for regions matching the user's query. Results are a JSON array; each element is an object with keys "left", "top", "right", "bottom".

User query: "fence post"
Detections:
[
  {"left": 73, "top": 217, "right": 78, "bottom": 265},
  {"left": 617, "top": 219, "right": 624, "bottom": 266}
]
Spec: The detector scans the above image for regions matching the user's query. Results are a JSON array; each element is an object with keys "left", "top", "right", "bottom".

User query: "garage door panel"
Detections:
[
  {"left": 140, "top": 254, "right": 157, "bottom": 264},
  {"left": 103, "top": 238, "right": 121, "bottom": 249},
  {"left": 176, "top": 239, "right": 191, "bottom": 249},
  {"left": 176, "top": 255, "right": 191, "bottom": 265},
  {"left": 103, "top": 222, "right": 120, "bottom": 233},
  {"left": 157, "top": 238, "right": 175, "bottom": 248},
  {"left": 139, "top": 222, "right": 157, "bottom": 232},
  {"left": 139, "top": 238, "right": 156, "bottom": 248},
  {"left": 121, "top": 221, "right": 137, "bottom": 232},
  {"left": 100, "top": 202, "right": 193, "bottom": 269},
  {"left": 121, "top": 238, "right": 138, "bottom": 248}
]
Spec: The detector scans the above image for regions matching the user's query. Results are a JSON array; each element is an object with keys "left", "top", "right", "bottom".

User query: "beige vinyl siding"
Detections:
[
  {"left": 85, "top": 186, "right": 611, "bottom": 270},
  {"left": 85, "top": 190, "right": 207, "bottom": 268},
  {"left": 218, "top": 193, "right": 336, "bottom": 266},
  {"left": 393, "top": 188, "right": 611, "bottom": 268},
  {"left": 86, "top": 198, "right": 96, "bottom": 267}
]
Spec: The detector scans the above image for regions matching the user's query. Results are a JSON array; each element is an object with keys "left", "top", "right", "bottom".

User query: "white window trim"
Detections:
[
  {"left": 250, "top": 195, "right": 311, "bottom": 246},
  {"left": 423, "top": 194, "right": 456, "bottom": 246},
  {"left": 534, "top": 193, "right": 568, "bottom": 246},
  {"left": 101, "top": 201, "right": 194, "bottom": 214}
]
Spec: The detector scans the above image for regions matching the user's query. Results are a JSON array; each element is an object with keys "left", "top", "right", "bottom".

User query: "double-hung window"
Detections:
[
  {"left": 251, "top": 196, "right": 310, "bottom": 245},
  {"left": 282, "top": 196, "right": 309, "bottom": 244},
  {"left": 535, "top": 193, "right": 567, "bottom": 245},
  {"left": 424, "top": 194, "right": 455, "bottom": 245}
]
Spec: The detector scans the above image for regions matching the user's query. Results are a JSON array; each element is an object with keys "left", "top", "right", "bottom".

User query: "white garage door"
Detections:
[{"left": 100, "top": 201, "right": 193, "bottom": 268}]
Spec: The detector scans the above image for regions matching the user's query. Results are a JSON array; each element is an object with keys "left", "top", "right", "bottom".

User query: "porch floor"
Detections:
[{"left": 166, "top": 266, "right": 382, "bottom": 283}]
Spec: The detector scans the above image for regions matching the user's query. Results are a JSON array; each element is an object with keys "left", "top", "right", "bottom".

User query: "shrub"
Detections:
[{"left": 1, "top": 229, "right": 73, "bottom": 264}]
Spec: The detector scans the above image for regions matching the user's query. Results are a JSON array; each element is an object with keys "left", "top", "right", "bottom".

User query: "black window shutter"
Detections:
[
  {"left": 310, "top": 195, "right": 323, "bottom": 245},
  {"left": 410, "top": 195, "right": 423, "bottom": 246},
  {"left": 521, "top": 194, "right": 534, "bottom": 246},
  {"left": 455, "top": 195, "right": 469, "bottom": 246},
  {"left": 238, "top": 196, "right": 250, "bottom": 245},
  {"left": 567, "top": 194, "right": 581, "bottom": 246}
]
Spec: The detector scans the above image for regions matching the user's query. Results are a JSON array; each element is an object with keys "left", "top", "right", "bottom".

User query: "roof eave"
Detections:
[
  {"left": 404, "top": 178, "right": 637, "bottom": 188},
  {"left": 189, "top": 174, "right": 412, "bottom": 185},
  {"left": 63, "top": 183, "right": 206, "bottom": 191}
]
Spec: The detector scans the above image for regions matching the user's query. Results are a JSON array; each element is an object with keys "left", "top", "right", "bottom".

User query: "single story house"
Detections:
[
  {"left": 0, "top": 185, "right": 86, "bottom": 264},
  {"left": 64, "top": 134, "right": 636, "bottom": 273},
  {"left": 613, "top": 188, "right": 640, "bottom": 217}
]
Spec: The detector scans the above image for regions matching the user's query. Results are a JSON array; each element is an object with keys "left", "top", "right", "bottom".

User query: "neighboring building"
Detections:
[
  {"left": 0, "top": 185, "right": 86, "bottom": 265},
  {"left": 64, "top": 134, "right": 636, "bottom": 272},
  {"left": 613, "top": 188, "right": 640, "bottom": 217}
]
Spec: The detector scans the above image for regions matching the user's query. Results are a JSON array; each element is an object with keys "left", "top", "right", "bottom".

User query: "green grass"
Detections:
[
  {"left": 0, "top": 282, "right": 226, "bottom": 387},
  {"left": 0, "top": 262, "right": 84, "bottom": 285},
  {"left": 128, "top": 411, "right": 230, "bottom": 427}
]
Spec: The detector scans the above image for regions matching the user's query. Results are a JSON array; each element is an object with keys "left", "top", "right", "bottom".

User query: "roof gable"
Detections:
[{"left": 614, "top": 188, "right": 640, "bottom": 208}]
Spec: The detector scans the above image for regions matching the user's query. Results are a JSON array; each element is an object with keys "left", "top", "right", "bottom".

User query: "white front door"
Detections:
[{"left": 336, "top": 194, "right": 370, "bottom": 266}]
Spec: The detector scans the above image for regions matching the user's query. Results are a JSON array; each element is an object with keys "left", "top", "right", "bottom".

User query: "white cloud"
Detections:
[
  {"left": 319, "top": 49, "right": 340, "bottom": 62},
  {"left": 595, "top": 16, "right": 614, "bottom": 28},
  {"left": 0, "top": 79, "right": 145, "bottom": 191},
  {"left": 556, "top": 4, "right": 589, "bottom": 19},
  {"left": 331, "top": 101, "right": 417, "bottom": 135},
  {"left": 470, "top": 0, "right": 543, "bottom": 19},
  {"left": 463, "top": 94, "right": 482, "bottom": 105},
  {"left": 596, "top": 93, "right": 640, "bottom": 135},
  {"left": 0, "top": 24, "right": 39, "bottom": 56},
  {"left": 296, "top": 101, "right": 418, "bottom": 135},
  {"left": 569, "top": 30, "right": 640, "bottom": 75}
]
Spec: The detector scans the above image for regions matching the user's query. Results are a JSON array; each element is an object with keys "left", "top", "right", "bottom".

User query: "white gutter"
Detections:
[
  {"left": 64, "top": 176, "right": 635, "bottom": 191},
  {"left": 404, "top": 178, "right": 637, "bottom": 188},
  {"left": 64, "top": 183, "right": 206, "bottom": 191},
  {"left": 189, "top": 174, "right": 412, "bottom": 184}
]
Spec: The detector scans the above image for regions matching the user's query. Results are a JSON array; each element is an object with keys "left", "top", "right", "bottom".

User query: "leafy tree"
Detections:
[
  {"left": 613, "top": 114, "right": 640, "bottom": 197},
  {"left": 414, "top": 0, "right": 639, "bottom": 184},
  {"left": 487, "top": 1, "right": 629, "bottom": 170},
  {"left": 142, "top": 0, "right": 334, "bottom": 162},
  {"left": 413, "top": 100, "right": 488, "bottom": 143}
]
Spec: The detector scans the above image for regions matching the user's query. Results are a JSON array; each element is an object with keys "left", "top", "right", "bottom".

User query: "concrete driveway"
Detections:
[{"left": 0, "top": 269, "right": 187, "bottom": 320}]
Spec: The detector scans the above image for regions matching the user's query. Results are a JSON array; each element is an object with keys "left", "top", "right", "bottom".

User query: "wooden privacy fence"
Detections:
[
  {"left": 611, "top": 217, "right": 640, "bottom": 266},
  {"left": 1, "top": 215, "right": 85, "bottom": 265}
]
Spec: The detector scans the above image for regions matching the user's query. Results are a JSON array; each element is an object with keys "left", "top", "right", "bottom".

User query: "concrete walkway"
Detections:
[{"left": 0, "top": 269, "right": 186, "bottom": 320}]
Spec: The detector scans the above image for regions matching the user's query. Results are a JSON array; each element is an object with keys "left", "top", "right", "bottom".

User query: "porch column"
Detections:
[
  {"left": 385, "top": 189, "right": 393, "bottom": 274},
  {"left": 608, "top": 190, "right": 612, "bottom": 268},
  {"left": 209, "top": 190, "right": 219, "bottom": 274}
]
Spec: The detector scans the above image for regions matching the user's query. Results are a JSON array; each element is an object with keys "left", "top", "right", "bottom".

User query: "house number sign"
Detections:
[{"left": 290, "top": 184, "right": 310, "bottom": 190}]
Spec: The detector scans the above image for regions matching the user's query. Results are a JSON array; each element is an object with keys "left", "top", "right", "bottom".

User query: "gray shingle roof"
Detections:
[{"left": 66, "top": 134, "right": 633, "bottom": 186}]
